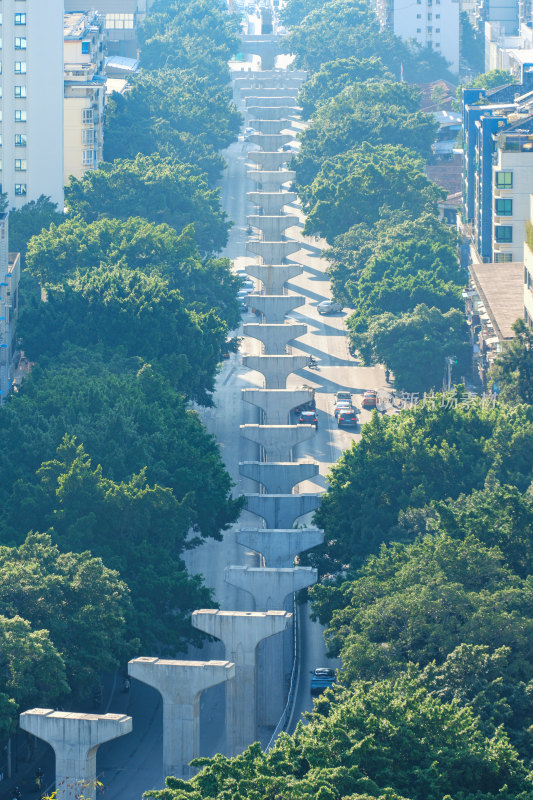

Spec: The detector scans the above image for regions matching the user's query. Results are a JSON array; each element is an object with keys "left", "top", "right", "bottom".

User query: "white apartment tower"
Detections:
[
  {"left": 1, "top": 0, "right": 65, "bottom": 209},
  {"left": 377, "top": 0, "right": 460, "bottom": 74}
]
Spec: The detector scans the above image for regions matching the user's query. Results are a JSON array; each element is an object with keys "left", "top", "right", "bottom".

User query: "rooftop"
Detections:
[
  {"left": 64, "top": 11, "right": 102, "bottom": 39},
  {"left": 469, "top": 261, "right": 524, "bottom": 340}
]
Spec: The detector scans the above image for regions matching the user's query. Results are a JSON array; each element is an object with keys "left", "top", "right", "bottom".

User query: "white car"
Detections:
[
  {"left": 243, "top": 127, "right": 256, "bottom": 141},
  {"left": 334, "top": 400, "right": 352, "bottom": 418},
  {"left": 317, "top": 300, "right": 342, "bottom": 315}
]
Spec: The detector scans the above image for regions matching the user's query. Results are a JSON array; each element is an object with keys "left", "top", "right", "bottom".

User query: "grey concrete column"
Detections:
[
  {"left": 19, "top": 710, "right": 132, "bottom": 800},
  {"left": 191, "top": 610, "right": 292, "bottom": 756},
  {"left": 237, "top": 528, "right": 325, "bottom": 568},
  {"left": 225, "top": 566, "right": 317, "bottom": 610},
  {"left": 245, "top": 96, "right": 299, "bottom": 108},
  {"left": 240, "top": 36, "right": 280, "bottom": 71},
  {"left": 240, "top": 423, "right": 315, "bottom": 461},
  {"left": 242, "top": 354, "right": 307, "bottom": 387},
  {"left": 245, "top": 493, "right": 321, "bottom": 528},
  {"left": 241, "top": 88, "right": 299, "bottom": 100},
  {"left": 245, "top": 263, "right": 302, "bottom": 293},
  {"left": 247, "top": 170, "right": 295, "bottom": 191},
  {"left": 128, "top": 658, "right": 234, "bottom": 779},
  {"left": 247, "top": 215, "right": 299, "bottom": 239},
  {"left": 239, "top": 460, "right": 319, "bottom": 493},
  {"left": 246, "top": 106, "right": 300, "bottom": 120},
  {"left": 243, "top": 322, "right": 306, "bottom": 354},
  {"left": 241, "top": 387, "right": 312, "bottom": 422},
  {"left": 247, "top": 152, "right": 293, "bottom": 171},
  {"left": 244, "top": 295, "right": 305, "bottom": 323},
  {"left": 232, "top": 69, "right": 307, "bottom": 82},
  {"left": 248, "top": 120, "right": 293, "bottom": 134},
  {"left": 246, "top": 241, "right": 301, "bottom": 264},
  {"left": 247, "top": 192, "right": 297, "bottom": 214},
  {"left": 247, "top": 133, "right": 293, "bottom": 150}
]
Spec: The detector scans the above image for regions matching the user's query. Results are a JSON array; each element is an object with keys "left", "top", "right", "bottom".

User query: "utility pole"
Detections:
[{"left": 444, "top": 355, "right": 456, "bottom": 391}]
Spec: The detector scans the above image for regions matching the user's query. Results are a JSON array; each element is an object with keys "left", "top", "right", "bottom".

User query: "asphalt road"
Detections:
[{"left": 96, "top": 58, "right": 388, "bottom": 798}]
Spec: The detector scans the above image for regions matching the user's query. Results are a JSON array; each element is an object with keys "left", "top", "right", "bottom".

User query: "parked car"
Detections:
[
  {"left": 335, "top": 390, "right": 352, "bottom": 404},
  {"left": 240, "top": 277, "right": 255, "bottom": 290},
  {"left": 238, "top": 288, "right": 253, "bottom": 299},
  {"left": 299, "top": 410, "right": 318, "bottom": 427},
  {"left": 317, "top": 300, "right": 342, "bottom": 315},
  {"left": 338, "top": 407, "right": 358, "bottom": 427},
  {"left": 334, "top": 400, "right": 352, "bottom": 418},
  {"left": 310, "top": 667, "right": 336, "bottom": 695},
  {"left": 362, "top": 390, "right": 378, "bottom": 409}
]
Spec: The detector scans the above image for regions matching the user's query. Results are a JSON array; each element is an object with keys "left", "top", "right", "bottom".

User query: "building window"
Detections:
[
  {"left": 82, "top": 150, "right": 95, "bottom": 166},
  {"left": 435, "top": 41, "right": 440, "bottom": 46},
  {"left": 82, "top": 108, "right": 93, "bottom": 124},
  {"left": 495, "top": 252, "right": 513, "bottom": 262},
  {"left": 428, "top": 12, "right": 432, "bottom": 18},
  {"left": 14, "top": 13, "right": 26, "bottom": 24},
  {"left": 417, "top": 27, "right": 422, "bottom": 32},
  {"left": 81, "top": 41, "right": 90, "bottom": 54},
  {"left": 14, "top": 158, "right": 26, "bottom": 171},
  {"left": 82, "top": 129, "right": 95, "bottom": 145},
  {"left": 495, "top": 171, "right": 513, "bottom": 188},
  {"left": 14, "top": 37, "right": 26, "bottom": 49},
  {"left": 14, "top": 61, "right": 26, "bottom": 73},
  {"left": 436, "top": 27, "right": 440, "bottom": 31},
  {"left": 427, "top": 25, "right": 432, "bottom": 31},
  {"left": 15, "top": 109, "right": 26, "bottom": 122},
  {"left": 417, "top": 12, "right": 421, "bottom": 17},
  {"left": 495, "top": 225, "right": 513, "bottom": 243},
  {"left": 495, "top": 198, "right": 512, "bottom": 215},
  {"left": 14, "top": 184, "right": 26, "bottom": 196},
  {"left": 436, "top": 12, "right": 440, "bottom": 16},
  {"left": 14, "top": 133, "right": 26, "bottom": 147},
  {"left": 14, "top": 85, "right": 26, "bottom": 98}
]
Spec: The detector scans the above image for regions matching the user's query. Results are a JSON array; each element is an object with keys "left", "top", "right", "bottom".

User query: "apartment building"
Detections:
[
  {"left": 64, "top": 11, "right": 106, "bottom": 183},
  {"left": 376, "top": 0, "right": 460, "bottom": 74},
  {"left": 0, "top": 1, "right": 64, "bottom": 209},
  {"left": 0, "top": 213, "right": 20, "bottom": 404},
  {"left": 64, "top": 0, "right": 154, "bottom": 57},
  {"left": 462, "top": 71, "right": 533, "bottom": 261}
]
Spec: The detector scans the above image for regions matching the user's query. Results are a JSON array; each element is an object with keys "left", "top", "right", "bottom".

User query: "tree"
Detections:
[
  {"left": 297, "top": 56, "right": 392, "bottom": 118},
  {"left": 65, "top": 154, "right": 230, "bottom": 254},
  {"left": 294, "top": 81, "right": 437, "bottom": 189},
  {"left": 312, "top": 394, "right": 533, "bottom": 568},
  {"left": 0, "top": 532, "right": 134, "bottom": 694},
  {"left": 302, "top": 143, "right": 442, "bottom": 242},
  {"left": 145, "top": 674, "right": 533, "bottom": 800},
  {"left": 455, "top": 68, "right": 513, "bottom": 109},
  {"left": 8, "top": 196, "right": 63, "bottom": 266},
  {"left": 25, "top": 216, "right": 240, "bottom": 329},
  {"left": 18, "top": 265, "right": 228, "bottom": 402},
  {"left": 350, "top": 304, "right": 469, "bottom": 393},
  {"left": 489, "top": 318, "right": 533, "bottom": 404}
]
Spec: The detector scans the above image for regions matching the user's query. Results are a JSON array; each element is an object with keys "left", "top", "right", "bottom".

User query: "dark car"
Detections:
[
  {"left": 337, "top": 407, "right": 358, "bottom": 427},
  {"left": 299, "top": 410, "right": 318, "bottom": 427},
  {"left": 310, "top": 667, "right": 336, "bottom": 695}
]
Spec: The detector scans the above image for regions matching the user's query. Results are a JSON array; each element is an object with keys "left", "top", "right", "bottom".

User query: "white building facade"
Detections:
[
  {"left": 1, "top": 0, "right": 64, "bottom": 209},
  {"left": 64, "top": 0, "right": 154, "bottom": 57},
  {"left": 64, "top": 12, "right": 106, "bottom": 183},
  {"left": 377, "top": 0, "right": 460, "bottom": 73}
]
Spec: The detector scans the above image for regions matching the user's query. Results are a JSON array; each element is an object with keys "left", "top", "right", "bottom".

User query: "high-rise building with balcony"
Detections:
[
  {"left": 64, "top": 0, "right": 154, "bottom": 57},
  {"left": 64, "top": 11, "right": 107, "bottom": 183},
  {"left": 0, "top": 1, "right": 65, "bottom": 209}
]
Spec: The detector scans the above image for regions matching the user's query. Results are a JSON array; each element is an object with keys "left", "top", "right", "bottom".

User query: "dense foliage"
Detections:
[{"left": 490, "top": 318, "right": 533, "bottom": 404}]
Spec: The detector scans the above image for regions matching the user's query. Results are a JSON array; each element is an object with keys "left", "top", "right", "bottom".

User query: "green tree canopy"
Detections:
[
  {"left": 8, "top": 196, "right": 63, "bottom": 266},
  {"left": 313, "top": 394, "right": 533, "bottom": 568},
  {"left": 65, "top": 154, "right": 230, "bottom": 253},
  {"left": 302, "top": 143, "right": 442, "bottom": 242},
  {"left": 489, "top": 318, "right": 533, "bottom": 404},
  {"left": 297, "top": 56, "right": 392, "bottom": 118}
]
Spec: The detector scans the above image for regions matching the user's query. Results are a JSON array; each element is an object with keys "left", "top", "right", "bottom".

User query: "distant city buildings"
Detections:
[
  {"left": 376, "top": 0, "right": 460, "bottom": 74},
  {"left": 64, "top": 0, "right": 154, "bottom": 57},
  {"left": 0, "top": 0, "right": 65, "bottom": 209},
  {"left": 64, "top": 11, "right": 107, "bottom": 183}
]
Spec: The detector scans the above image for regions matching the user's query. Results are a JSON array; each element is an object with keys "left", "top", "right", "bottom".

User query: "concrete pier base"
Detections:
[
  {"left": 241, "top": 387, "right": 312, "bottom": 422},
  {"left": 237, "top": 528, "right": 325, "bottom": 567},
  {"left": 244, "top": 264, "right": 302, "bottom": 293},
  {"left": 247, "top": 191, "right": 297, "bottom": 214},
  {"left": 191, "top": 610, "right": 292, "bottom": 757},
  {"left": 239, "top": 460, "right": 319, "bottom": 493},
  {"left": 246, "top": 106, "right": 300, "bottom": 120},
  {"left": 244, "top": 95, "right": 298, "bottom": 107},
  {"left": 247, "top": 170, "right": 296, "bottom": 191},
  {"left": 247, "top": 214, "right": 299, "bottom": 239},
  {"left": 240, "top": 423, "right": 316, "bottom": 461},
  {"left": 224, "top": 566, "right": 317, "bottom": 610},
  {"left": 128, "top": 658, "right": 234, "bottom": 779},
  {"left": 246, "top": 241, "right": 301, "bottom": 263},
  {"left": 242, "top": 354, "right": 307, "bottom": 387},
  {"left": 245, "top": 493, "right": 321, "bottom": 528},
  {"left": 19, "top": 710, "right": 132, "bottom": 800},
  {"left": 247, "top": 133, "right": 293, "bottom": 150},
  {"left": 247, "top": 153, "right": 294, "bottom": 171},
  {"left": 232, "top": 69, "right": 307, "bottom": 83},
  {"left": 248, "top": 119, "right": 293, "bottom": 134},
  {"left": 243, "top": 295, "right": 305, "bottom": 323},
  {"left": 243, "top": 323, "right": 306, "bottom": 354}
]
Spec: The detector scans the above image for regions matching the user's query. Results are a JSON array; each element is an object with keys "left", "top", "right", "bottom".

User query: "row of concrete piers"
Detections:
[{"left": 18, "top": 56, "right": 321, "bottom": 800}]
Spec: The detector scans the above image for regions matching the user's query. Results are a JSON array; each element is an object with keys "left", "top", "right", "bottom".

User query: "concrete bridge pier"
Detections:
[
  {"left": 247, "top": 133, "right": 294, "bottom": 150},
  {"left": 247, "top": 191, "right": 297, "bottom": 214},
  {"left": 191, "top": 610, "right": 292, "bottom": 757},
  {"left": 244, "top": 263, "right": 302, "bottom": 294},
  {"left": 243, "top": 323, "right": 306, "bottom": 354},
  {"left": 128, "top": 658, "right": 235, "bottom": 779},
  {"left": 247, "top": 170, "right": 296, "bottom": 192},
  {"left": 247, "top": 214, "right": 300, "bottom": 240},
  {"left": 240, "top": 423, "right": 316, "bottom": 462},
  {"left": 243, "top": 295, "right": 305, "bottom": 323},
  {"left": 237, "top": 528, "right": 325, "bottom": 568},
  {"left": 242, "top": 353, "right": 308, "bottom": 387},
  {"left": 245, "top": 493, "right": 322, "bottom": 528},
  {"left": 246, "top": 241, "right": 301, "bottom": 263},
  {"left": 19, "top": 709, "right": 132, "bottom": 800},
  {"left": 224, "top": 566, "right": 317, "bottom": 611},
  {"left": 246, "top": 106, "right": 300, "bottom": 120},
  {"left": 239, "top": 460, "right": 319, "bottom": 493},
  {"left": 248, "top": 119, "right": 293, "bottom": 134},
  {"left": 241, "top": 387, "right": 313, "bottom": 423}
]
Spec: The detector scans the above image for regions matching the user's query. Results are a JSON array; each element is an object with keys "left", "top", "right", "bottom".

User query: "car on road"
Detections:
[
  {"left": 293, "top": 386, "right": 316, "bottom": 415},
  {"left": 362, "top": 390, "right": 378, "bottom": 409},
  {"left": 317, "top": 300, "right": 342, "bottom": 315},
  {"left": 240, "top": 277, "right": 255, "bottom": 291},
  {"left": 310, "top": 667, "right": 336, "bottom": 695},
  {"left": 243, "top": 126, "right": 256, "bottom": 141},
  {"left": 335, "top": 390, "right": 352, "bottom": 404},
  {"left": 334, "top": 400, "right": 352, "bottom": 418},
  {"left": 298, "top": 409, "right": 318, "bottom": 427},
  {"left": 337, "top": 407, "right": 358, "bottom": 427}
]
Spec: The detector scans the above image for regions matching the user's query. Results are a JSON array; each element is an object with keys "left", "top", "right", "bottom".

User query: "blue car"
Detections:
[{"left": 310, "top": 667, "right": 336, "bottom": 695}]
